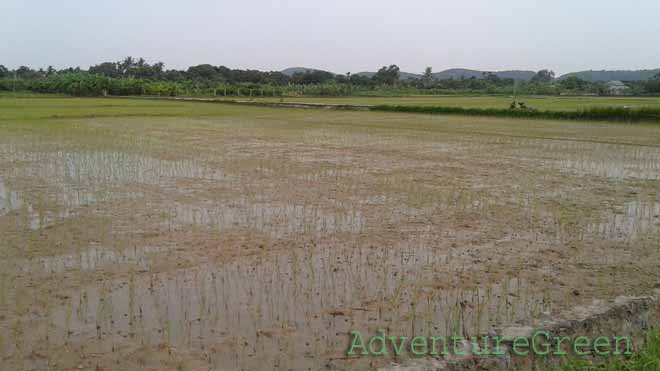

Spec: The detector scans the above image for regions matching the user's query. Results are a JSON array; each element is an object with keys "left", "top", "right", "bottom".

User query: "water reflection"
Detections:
[
  {"left": 492, "top": 135, "right": 660, "bottom": 180},
  {"left": 12, "top": 245, "right": 169, "bottom": 274},
  {"left": 584, "top": 201, "right": 660, "bottom": 241},
  {"left": 7, "top": 150, "right": 225, "bottom": 184},
  {"left": 559, "top": 157, "right": 660, "bottom": 180},
  {"left": 0, "top": 177, "right": 21, "bottom": 216},
  {"left": 0, "top": 176, "right": 138, "bottom": 231},
  {"left": 32, "top": 244, "right": 546, "bottom": 371},
  {"left": 2, "top": 117, "right": 658, "bottom": 371},
  {"left": 168, "top": 200, "right": 366, "bottom": 238},
  {"left": 547, "top": 142, "right": 660, "bottom": 180}
]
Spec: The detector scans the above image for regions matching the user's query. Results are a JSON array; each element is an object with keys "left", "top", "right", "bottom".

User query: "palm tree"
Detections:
[{"left": 119, "top": 57, "right": 135, "bottom": 77}]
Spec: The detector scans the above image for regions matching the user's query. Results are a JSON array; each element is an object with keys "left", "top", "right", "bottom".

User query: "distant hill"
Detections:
[
  {"left": 400, "top": 72, "right": 423, "bottom": 80},
  {"left": 494, "top": 70, "right": 536, "bottom": 81},
  {"left": 357, "top": 68, "right": 534, "bottom": 81},
  {"left": 359, "top": 69, "right": 486, "bottom": 81},
  {"left": 281, "top": 67, "right": 335, "bottom": 76},
  {"left": 558, "top": 69, "right": 660, "bottom": 82},
  {"left": 432, "top": 68, "right": 535, "bottom": 81},
  {"left": 432, "top": 68, "right": 483, "bottom": 80},
  {"left": 355, "top": 71, "right": 422, "bottom": 80},
  {"left": 284, "top": 67, "right": 660, "bottom": 82}
]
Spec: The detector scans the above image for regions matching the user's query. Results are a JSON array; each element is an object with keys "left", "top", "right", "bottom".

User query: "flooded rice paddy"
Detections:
[{"left": 0, "top": 99, "right": 659, "bottom": 370}]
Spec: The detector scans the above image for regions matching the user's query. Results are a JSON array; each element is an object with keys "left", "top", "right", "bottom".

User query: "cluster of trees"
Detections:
[
  {"left": 2, "top": 58, "right": 660, "bottom": 97},
  {"left": 635, "top": 73, "right": 660, "bottom": 94},
  {"left": 412, "top": 68, "right": 660, "bottom": 96},
  {"left": 373, "top": 65, "right": 401, "bottom": 85},
  {"left": 87, "top": 57, "right": 293, "bottom": 86}
]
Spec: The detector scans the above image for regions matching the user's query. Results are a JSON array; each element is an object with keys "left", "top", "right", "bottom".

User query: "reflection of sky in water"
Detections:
[
  {"left": 168, "top": 200, "right": 365, "bottom": 238},
  {"left": 2, "top": 128, "right": 658, "bottom": 370},
  {"left": 559, "top": 158, "right": 660, "bottom": 180},
  {"left": 0, "top": 148, "right": 226, "bottom": 232},
  {"left": 0, "top": 177, "right": 21, "bottom": 216},
  {"left": 557, "top": 144, "right": 660, "bottom": 180},
  {"left": 11, "top": 245, "right": 170, "bottom": 274},
  {"left": 505, "top": 137, "right": 660, "bottom": 180},
  {"left": 0, "top": 176, "right": 115, "bottom": 230},
  {"left": 0, "top": 177, "right": 66, "bottom": 230},
  {"left": 32, "top": 245, "right": 546, "bottom": 371},
  {"left": 4, "top": 149, "right": 224, "bottom": 184},
  {"left": 584, "top": 201, "right": 660, "bottom": 241}
]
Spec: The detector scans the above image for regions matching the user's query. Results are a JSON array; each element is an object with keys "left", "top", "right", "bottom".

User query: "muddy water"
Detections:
[
  {"left": 13, "top": 244, "right": 168, "bottom": 274},
  {"left": 554, "top": 142, "right": 660, "bottom": 180},
  {"left": 584, "top": 201, "right": 660, "bottom": 241},
  {"left": 1, "top": 112, "right": 659, "bottom": 370},
  {"left": 3, "top": 244, "right": 546, "bottom": 371},
  {"left": 169, "top": 201, "right": 365, "bottom": 238}
]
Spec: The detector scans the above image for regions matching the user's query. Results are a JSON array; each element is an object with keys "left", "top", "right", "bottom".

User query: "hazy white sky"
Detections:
[{"left": 2, "top": 0, "right": 659, "bottom": 75}]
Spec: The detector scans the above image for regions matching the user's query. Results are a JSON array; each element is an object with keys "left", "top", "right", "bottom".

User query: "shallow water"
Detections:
[
  {"left": 1, "top": 105, "right": 659, "bottom": 370},
  {"left": 3, "top": 244, "right": 546, "bottom": 371},
  {"left": 584, "top": 201, "right": 660, "bottom": 241},
  {"left": 169, "top": 200, "right": 366, "bottom": 238}
]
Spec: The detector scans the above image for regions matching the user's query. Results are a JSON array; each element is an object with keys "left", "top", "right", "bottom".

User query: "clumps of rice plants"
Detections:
[
  {"left": 557, "top": 328, "right": 660, "bottom": 370},
  {"left": 370, "top": 105, "right": 660, "bottom": 123}
]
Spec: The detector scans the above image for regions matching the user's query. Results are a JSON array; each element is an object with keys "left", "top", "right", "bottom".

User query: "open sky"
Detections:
[{"left": 2, "top": 0, "right": 659, "bottom": 75}]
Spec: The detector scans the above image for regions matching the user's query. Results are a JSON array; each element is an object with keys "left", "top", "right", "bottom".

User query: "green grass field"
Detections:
[
  {"left": 0, "top": 91, "right": 64, "bottom": 99},
  {"left": 4, "top": 95, "right": 660, "bottom": 120},
  {"left": 240, "top": 95, "right": 660, "bottom": 111},
  {"left": 0, "top": 97, "right": 237, "bottom": 120}
]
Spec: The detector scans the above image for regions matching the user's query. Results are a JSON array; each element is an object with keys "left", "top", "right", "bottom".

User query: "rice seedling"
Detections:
[
  {"left": 0, "top": 98, "right": 658, "bottom": 370},
  {"left": 371, "top": 104, "right": 660, "bottom": 123}
]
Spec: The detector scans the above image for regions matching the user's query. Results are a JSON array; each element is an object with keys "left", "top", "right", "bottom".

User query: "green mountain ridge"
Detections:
[
  {"left": 280, "top": 67, "right": 329, "bottom": 76},
  {"left": 283, "top": 67, "right": 660, "bottom": 82},
  {"left": 558, "top": 69, "right": 660, "bottom": 82},
  {"left": 354, "top": 69, "right": 535, "bottom": 81}
]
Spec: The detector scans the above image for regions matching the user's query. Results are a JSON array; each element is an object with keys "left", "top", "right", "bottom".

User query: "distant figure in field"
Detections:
[
  {"left": 510, "top": 101, "right": 517, "bottom": 109},
  {"left": 518, "top": 102, "right": 527, "bottom": 110}
]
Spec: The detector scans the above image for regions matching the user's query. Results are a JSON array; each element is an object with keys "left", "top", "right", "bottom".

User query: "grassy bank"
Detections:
[
  {"left": 240, "top": 95, "right": 660, "bottom": 111},
  {"left": 0, "top": 91, "right": 64, "bottom": 98},
  {"left": 559, "top": 328, "right": 660, "bottom": 370},
  {"left": 371, "top": 104, "right": 660, "bottom": 123},
  {"left": 0, "top": 97, "right": 246, "bottom": 120}
]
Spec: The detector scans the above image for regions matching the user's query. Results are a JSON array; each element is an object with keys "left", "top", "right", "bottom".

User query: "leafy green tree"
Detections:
[
  {"left": 531, "top": 69, "right": 555, "bottom": 84},
  {"left": 349, "top": 74, "right": 371, "bottom": 86},
  {"left": 89, "top": 62, "right": 121, "bottom": 78},
  {"left": 334, "top": 74, "right": 349, "bottom": 84},
  {"left": 422, "top": 67, "right": 433, "bottom": 87},
  {"left": 290, "top": 70, "right": 334, "bottom": 85},
  {"left": 187, "top": 64, "right": 221, "bottom": 85},
  {"left": 559, "top": 75, "right": 587, "bottom": 90},
  {"left": 482, "top": 72, "right": 500, "bottom": 84},
  {"left": 152, "top": 62, "right": 164, "bottom": 79},
  {"left": 643, "top": 76, "right": 660, "bottom": 94},
  {"left": 16, "top": 66, "right": 37, "bottom": 78},
  {"left": 163, "top": 69, "right": 186, "bottom": 82},
  {"left": 0, "top": 65, "right": 8, "bottom": 78},
  {"left": 119, "top": 57, "right": 136, "bottom": 77},
  {"left": 373, "top": 65, "right": 400, "bottom": 85}
]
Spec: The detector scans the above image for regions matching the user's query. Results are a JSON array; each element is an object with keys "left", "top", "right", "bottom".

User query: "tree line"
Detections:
[{"left": 1, "top": 58, "right": 659, "bottom": 97}]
